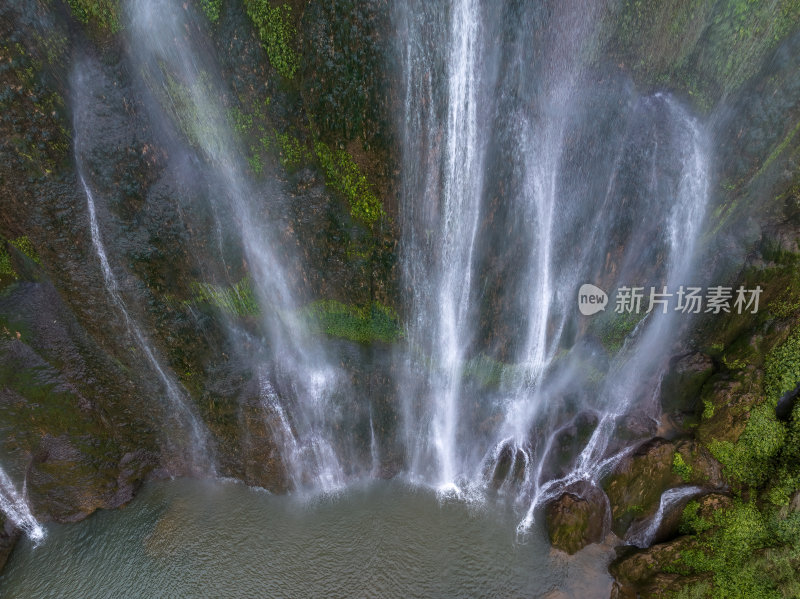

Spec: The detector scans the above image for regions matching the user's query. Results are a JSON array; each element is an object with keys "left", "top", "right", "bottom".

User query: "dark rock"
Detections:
[
  {"left": 660, "top": 352, "right": 714, "bottom": 416},
  {"left": 776, "top": 381, "right": 800, "bottom": 421}
]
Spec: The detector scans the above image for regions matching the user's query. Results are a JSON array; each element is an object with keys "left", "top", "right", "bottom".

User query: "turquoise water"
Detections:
[{"left": 1, "top": 479, "right": 613, "bottom": 598}]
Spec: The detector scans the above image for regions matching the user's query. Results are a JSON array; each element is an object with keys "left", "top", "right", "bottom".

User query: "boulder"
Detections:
[{"left": 545, "top": 482, "right": 607, "bottom": 555}]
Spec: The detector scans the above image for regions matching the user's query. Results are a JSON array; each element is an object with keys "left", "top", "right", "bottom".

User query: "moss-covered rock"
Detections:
[
  {"left": 545, "top": 483, "right": 607, "bottom": 555},
  {"left": 604, "top": 438, "right": 685, "bottom": 537},
  {"left": 603, "top": 436, "right": 724, "bottom": 539}
]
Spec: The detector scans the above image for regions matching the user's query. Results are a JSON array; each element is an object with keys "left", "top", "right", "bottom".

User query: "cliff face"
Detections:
[
  {"left": 1, "top": 1, "right": 800, "bottom": 596},
  {"left": 0, "top": 0, "right": 401, "bottom": 527}
]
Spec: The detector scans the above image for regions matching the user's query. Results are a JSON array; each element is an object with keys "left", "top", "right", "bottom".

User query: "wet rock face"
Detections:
[
  {"left": 0, "top": 0, "right": 404, "bottom": 530},
  {"left": 609, "top": 536, "right": 711, "bottom": 599},
  {"left": 603, "top": 438, "right": 680, "bottom": 537},
  {"left": 545, "top": 483, "right": 607, "bottom": 555},
  {"left": 610, "top": 493, "right": 732, "bottom": 598},
  {"left": 0, "top": 280, "right": 160, "bottom": 522},
  {"left": 602, "top": 437, "right": 725, "bottom": 539},
  {"left": 660, "top": 352, "right": 714, "bottom": 420}
]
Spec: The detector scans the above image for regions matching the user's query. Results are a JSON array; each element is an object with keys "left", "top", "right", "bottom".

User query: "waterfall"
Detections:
[
  {"left": 396, "top": 0, "right": 710, "bottom": 531},
  {"left": 76, "top": 167, "right": 214, "bottom": 476},
  {"left": 124, "top": 0, "right": 346, "bottom": 491},
  {"left": 0, "top": 466, "right": 44, "bottom": 543},
  {"left": 627, "top": 486, "right": 703, "bottom": 548},
  {"left": 395, "top": 0, "right": 496, "bottom": 491}
]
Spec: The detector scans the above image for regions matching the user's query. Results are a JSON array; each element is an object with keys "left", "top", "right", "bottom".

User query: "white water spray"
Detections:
[{"left": 0, "top": 466, "right": 44, "bottom": 543}]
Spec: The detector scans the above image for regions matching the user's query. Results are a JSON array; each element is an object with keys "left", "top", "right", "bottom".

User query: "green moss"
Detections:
[
  {"left": 754, "top": 120, "right": 800, "bottom": 182},
  {"left": 313, "top": 140, "right": 384, "bottom": 226},
  {"left": 301, "top": 300, "right": 402, "bottom": 343},
  {"left": 674, "top": 499, "right": 800, "bottom": 598},
  {"left": 190, "top": 277, "right": 259, "bottom": 317},
  {"left": 702, "top": 398, "right": 715, "bottom": 420},
  {"left": 243, "top": 1, "right": 299, "bottom": 79},
  {"left": 275, "top": 132, "right": 309, "bottom": 171},
  {"left": 226, "top": 101, "right": 312, "bottom": 176},
  {"left": 198, "top": 0, "right": 221, "bottom": 23},
  {"left": 764, "top": 328, "right": 800, "bottom": 403},
  {"left": 228, "top": 106, "right": 255, "bottom": 135},
  {"left": 709, "top": 403, "right": 786, "bottom": 487},
  {"left": 9, "top": 236, "right": 41, "bottom": 265},
  {"left": 65, "top": 0, "right": 121, "bottom": 32},
  {"left": 612, "top": 0, "right": 800, "bottom": 112},
  {"left": 180, "top": 277, "right": 400, "bottom": 343},
  {"left": 0, "top": 246, "right": 16, "bottom": 281},
  {"left": 673, "top": 452, "right": 694, "bottom": 483},
  {"left": 589, "top": 309, "right": 645, "bottom": 354},
  {"left": 0, "top": 236, "right": 40, "bottom": 283},
  {"left": 462, "top": 355, "right": 507, "bottom": 387}
]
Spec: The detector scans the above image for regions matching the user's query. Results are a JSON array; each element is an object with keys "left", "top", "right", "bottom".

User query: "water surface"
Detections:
[{"left": 1, "top": 479, "right": 614, "bottom": 598}]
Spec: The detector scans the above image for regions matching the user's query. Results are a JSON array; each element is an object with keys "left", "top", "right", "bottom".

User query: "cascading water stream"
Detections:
[
  {"left": 76, "top": 162, "right": 213, "bottom": 476},
  {"left": 397, "top": 0, "right": 711, "bottom": 532},
  {"left": 626, "top": 486, "right": 703, "bottom": 548},
  {"left": 515, "top": 98, "right": 710, "bottom": 531},
  {"left": 0, "top": 466, "right": 44, "bottom": 543},
  {"left": 125, "top": 0, "right": 346, "bottom": 491},
  {"left": 396, "top": 0, "right": 496, "bottom": 492}
]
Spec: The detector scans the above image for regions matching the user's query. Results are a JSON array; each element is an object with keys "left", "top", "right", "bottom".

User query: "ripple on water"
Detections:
[{"left": 0, "top": 478, "right": 614, "bottom": 598}]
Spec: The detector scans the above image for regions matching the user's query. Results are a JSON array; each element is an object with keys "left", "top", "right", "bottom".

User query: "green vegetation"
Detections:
[
  {"left": 10, "top": 236, "right": 41, "bottom": 265},
  {"left": 764, "top": 327, "right": 800, "bottom": 403},
  {"left": 754, "top": 121, "right": 800, "bottom": 182},
  {"left": 183, "top": 278, "right": 400, "bottom": 343},
  {"left": 673, "top": 452, "right": 693, "bottom": 483},
  {"left": 301, "top": 300, "right": 402, "bottom": 344},
  {"left": 243, "top": 1, "right": 299, "bottom": 79},
  {"left": 462, "top": 355, "right": 508, "bottom": 387},
  {"left": 613, "top": 0, "right": 800, "bottom": 112},
  {"left": 672, "top": 327, "right": 800, "bottom": 596},
  {"left": 673, "top": 499, "right": 800, "bottom": 598},
  {"left": 0, "top": 236, "right": 41, "bottom": 282},
  {"left": 198, "top": 0, "right": 221, "bottom": 23},
  {"left": 227, "top": 101, "right": 313, "bottom": 175},
  {"left": 189, "top": 277, "right": 259, "bottom": 317},
  {"left": 275, "top": 132, "right": 309, "bottom": 171},
  {"left": 0, "top": 246, "right": 15, "bottom": 280},
  {"left": 65, "top": 0, "right": 121, "bottom": 32},
  {"left": 313, "top": 141, "right": 384, "bottom": 226},
  {"left": 709, "top": 403, "right": 786, "bottom": 487},
  {"left": 589, "top": 308, "right": 645, "bottom": 354}
]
